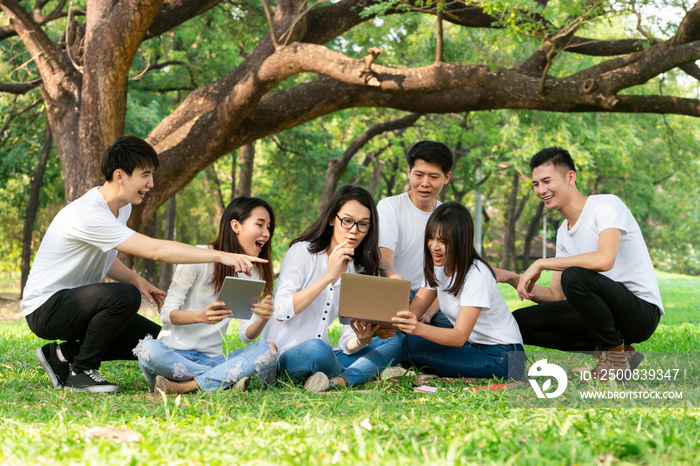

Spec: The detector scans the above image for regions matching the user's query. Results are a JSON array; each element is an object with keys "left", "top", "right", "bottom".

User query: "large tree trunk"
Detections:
[
  {"left": 141, "top": 211, "right": 159, "bottom": 283},
  {"left": 521, "top": 202, "right": 545, "bottom": 273},
  {"left": 501, "top": 173, "right": 529, "bottom": 271},
  {"left": 236, "top": 143, "right": 254, "bottom": 198},
  {"left": 159, "top": 194, "right": 177, "bottom": 290},
  {"left": 20, "top": 126, "right": 52, "bottom": 297},
  {"left": 203, "top": 165, "right": 225, "bottom": 221}
]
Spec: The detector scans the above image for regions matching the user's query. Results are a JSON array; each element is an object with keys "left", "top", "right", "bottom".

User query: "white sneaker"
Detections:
[{"left": 304, "top": 372, "right": 330, "bottom": 393}]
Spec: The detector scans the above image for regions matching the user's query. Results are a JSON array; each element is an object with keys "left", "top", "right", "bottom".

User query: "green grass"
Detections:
[{"left": 1, "top": 272, "right": 699, "bottom": 464}]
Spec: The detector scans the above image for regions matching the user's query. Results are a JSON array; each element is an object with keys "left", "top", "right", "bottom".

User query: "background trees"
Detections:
[{"left": 1, "top": 0, "right": 699, "bottom": 282}]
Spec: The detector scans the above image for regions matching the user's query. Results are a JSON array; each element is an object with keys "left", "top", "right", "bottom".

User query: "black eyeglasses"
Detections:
[{"left": 335, "top": 215, "right": 371, "bottom": 233}]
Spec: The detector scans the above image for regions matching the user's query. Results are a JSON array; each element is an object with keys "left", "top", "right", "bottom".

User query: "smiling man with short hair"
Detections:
[
  {"left": 499, "top": 146, "right": 664, "bottom": 382},
  {"left": 23, "top": 136, "right": 264, "bottom": 393}
]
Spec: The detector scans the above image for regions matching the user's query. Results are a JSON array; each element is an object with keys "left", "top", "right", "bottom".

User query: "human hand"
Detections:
[
  {"left": 517, "top": 262, "right": 541, "bottom": 301},
  {"left": 137, "top": 279, "right": 167, "bottom": 312},
  {"left": 221, "top": 253, "right": 268, "bottom": 277},
  {"left": 326, "top": 241, "right": 354, "bottom": 283},
  {"left": 199, "top": 301, "right": 233, "bottom": 324},
  {"left": 350, "top": 320, "right": 379, "bottom": 346},
  {"left": 252, "top": 295, "right": 274, "bottom": 321},
  {"left": 392, "top": 310, "right": 420, "bottom": 334},
  {"left": 375, "top": 328, "right": 396, "bottom": 339}
]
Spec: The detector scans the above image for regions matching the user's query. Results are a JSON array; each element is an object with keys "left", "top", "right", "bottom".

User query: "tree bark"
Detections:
[
  {"left": 319, "top": 112, "right": 422, "bottom": 211},
  {"left": 20, "top": 125, "right": 52, "bottom": 297},
  {"left": 501, "top": 173, "right": 529, "bottom": 271},
  {"left": 236, "top": 143, "right": 254, "bottom": 198},
  {"left": 521, "top": 202, "right": 545, "bottom": 273},
  {"left": 141, "top": 210, "right": 159, "bottom": 284},
  {"left": 203, "top": 164, "right": 225, "bottom": 221},
  {"left": 159, "top": 194, "right": 177, "bottom": 290}
]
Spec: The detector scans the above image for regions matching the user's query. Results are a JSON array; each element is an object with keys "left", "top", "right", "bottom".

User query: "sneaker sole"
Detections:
[
  {"left": 67, "top": 384, "right": 120, "bottom": 393},
  {"left": 35, "top": 347, "right": 63, "bottom": 389}
]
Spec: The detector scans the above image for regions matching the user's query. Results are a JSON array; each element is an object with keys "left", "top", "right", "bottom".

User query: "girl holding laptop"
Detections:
[
  {"left": 261, "top": 186, "right": 405, "bottom": 392},
  {"left": 134, "top": 197, "right": 278, "bottom": 393},
  {"left": 392, "top": 202, "right": 526, "bottom": 380}
]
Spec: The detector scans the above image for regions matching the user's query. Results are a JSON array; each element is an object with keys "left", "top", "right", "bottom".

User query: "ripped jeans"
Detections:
[{"left": 134, "top": 336, "right": 278, "bottom": 392}]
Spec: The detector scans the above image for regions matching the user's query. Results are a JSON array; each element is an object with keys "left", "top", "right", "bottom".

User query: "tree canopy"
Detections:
[{"left": 1, "top": 0, "right": 699, "bottom": 232}]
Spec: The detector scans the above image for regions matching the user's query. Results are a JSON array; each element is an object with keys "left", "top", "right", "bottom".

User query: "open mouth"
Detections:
[{"left": 255, "top": 240, "right": 265, "bottom": 253}]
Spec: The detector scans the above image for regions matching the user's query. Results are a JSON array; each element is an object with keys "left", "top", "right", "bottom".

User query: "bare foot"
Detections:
[{"left": 154, "top": 375, "right": 199, "bottom": 394}]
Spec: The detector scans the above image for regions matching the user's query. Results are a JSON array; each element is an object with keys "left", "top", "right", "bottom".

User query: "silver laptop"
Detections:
[
  {"left": 338, "top": 273, "right": 412, "bottom": 328},
  {"left": 215, "top": 276, "right": 266, "bottom": 320}
]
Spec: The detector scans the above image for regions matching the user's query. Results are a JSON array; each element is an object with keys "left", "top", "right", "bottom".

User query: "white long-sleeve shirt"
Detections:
[
  {"left": 261, "top": 241, "right": 360, "bottom": 355},
  {"left": 159, "top": 245, "right": 262, "bottom": 357}
]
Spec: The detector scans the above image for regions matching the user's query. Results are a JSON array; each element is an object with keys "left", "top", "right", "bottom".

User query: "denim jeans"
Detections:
[
  {"left": 26, "top": 283, "right": 161, "bottom": 372},
  {"left": 279, "top": 334, "right": 405, "bottom": 387},
  {"left": 403, "top": 334, "right": 526, "bottom": 380},
  {"left": 512, "top": 267, "right": 661, "bottom": 351},
  {"left": 134, "top": 337, "right": 278, "bottom": 392}
]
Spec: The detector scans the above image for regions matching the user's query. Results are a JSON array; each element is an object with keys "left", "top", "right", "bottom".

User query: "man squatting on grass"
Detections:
[
  {"left": 22, "top": 136, "right": 264, "bottom": 393},
  {"left": 498, "top": 147, "right": 664, "bottom": 382}
]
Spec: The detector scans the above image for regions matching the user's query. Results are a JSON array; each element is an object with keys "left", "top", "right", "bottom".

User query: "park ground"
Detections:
[{"left": 1, "top": 270, "right": 699, "bottom": 465}]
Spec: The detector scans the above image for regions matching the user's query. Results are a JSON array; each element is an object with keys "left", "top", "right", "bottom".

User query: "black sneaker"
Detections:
[
  {"left": 66, "top": 369, "right": 120, "bottom": 393},
  {"left": 35, "top": 342, "right": 70, "bottom": 389}
]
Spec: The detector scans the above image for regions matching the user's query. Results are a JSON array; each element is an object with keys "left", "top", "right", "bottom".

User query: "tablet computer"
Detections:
[
  {"left": 215, "top": 276, "right": 266, "bottom": 320},
  {"left": 337, "top": 273, "right": 412, "bottom": 328}
]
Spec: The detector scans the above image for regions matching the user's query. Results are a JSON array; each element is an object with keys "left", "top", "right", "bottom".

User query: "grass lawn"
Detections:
[{"left": 1, "top": 271, "right": 699, "bottom": 465}]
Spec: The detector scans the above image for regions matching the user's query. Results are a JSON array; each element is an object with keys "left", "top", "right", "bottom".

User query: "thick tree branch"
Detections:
[
  {"left": 319, "top": 112, "right": 424, "bottom": 210},
  {"left": 674, "top": 2, "right": 700, "bottom": 44},
  {"left": 0, "top": 0, "right": 69, "bottom": 86},
  {"left": 0, "top": 79, "right": 42, "bottom": 94},
  {"left": 143, "top": 0, "right": 222, "bottom": 39},
  {"left": 0, "top": 0, "right": 69, "bottom": 41}
]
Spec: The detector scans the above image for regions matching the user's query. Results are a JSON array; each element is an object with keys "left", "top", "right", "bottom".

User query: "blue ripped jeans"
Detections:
[
  {"left": 134, "top": 337, "right": 278, "bottom": 392},
  {"left": 279, "top": 335, "right": 405, "bottom": 387}
]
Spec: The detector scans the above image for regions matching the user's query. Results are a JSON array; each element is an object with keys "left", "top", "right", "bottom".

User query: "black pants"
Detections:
[
  {"left": 512, "top": 267, "right": 660, "bottom": 351},
  {"left": 26, "top": 283, "right": 161, "bottom": 372}
]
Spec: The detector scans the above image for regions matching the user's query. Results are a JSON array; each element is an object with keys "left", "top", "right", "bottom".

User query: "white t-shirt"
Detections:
[
  {"left": 158, "top": 245, "right": 262, "bottom": 357},
  {"left": 261, "top": 241, "right": 358, "bottom": 355},
  {"left": 377, "top": 192, "right": 441, "bottom": 289},
  {"left": 423, "top": 261, "right": 523, "bottom": 346},
  {"left": 556, "top": 194, "right": 664, "bottom": 315},
  {"left": 21, "top": 187, "right": 135, "bottom": 316}
]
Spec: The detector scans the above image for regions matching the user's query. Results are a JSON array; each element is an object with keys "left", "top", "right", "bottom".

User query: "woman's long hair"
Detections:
[
  {"left": 291, "top": 185, "right": 380, "bottom": 276},
  {"left": 209, "top": 197, "right": 275, "bottom": 295},
  {"left": 423, "top": 202, "right": 494, "bottom": 296}
]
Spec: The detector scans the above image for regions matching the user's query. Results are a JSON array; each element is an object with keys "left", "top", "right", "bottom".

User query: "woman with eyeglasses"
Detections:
[{"left": 259, "top": 185, "right": 405, "bottom": 392}]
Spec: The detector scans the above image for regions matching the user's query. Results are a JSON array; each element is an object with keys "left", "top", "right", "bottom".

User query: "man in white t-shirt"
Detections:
[
  {"left": 377, "top": 141, "right": 453, "bottom": 327},
  {"left": 23, "top": 136, "right": 264, "bottom": 393},
  {"left": 499, "top": 147, "right": 663, "bottom": 382}
]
